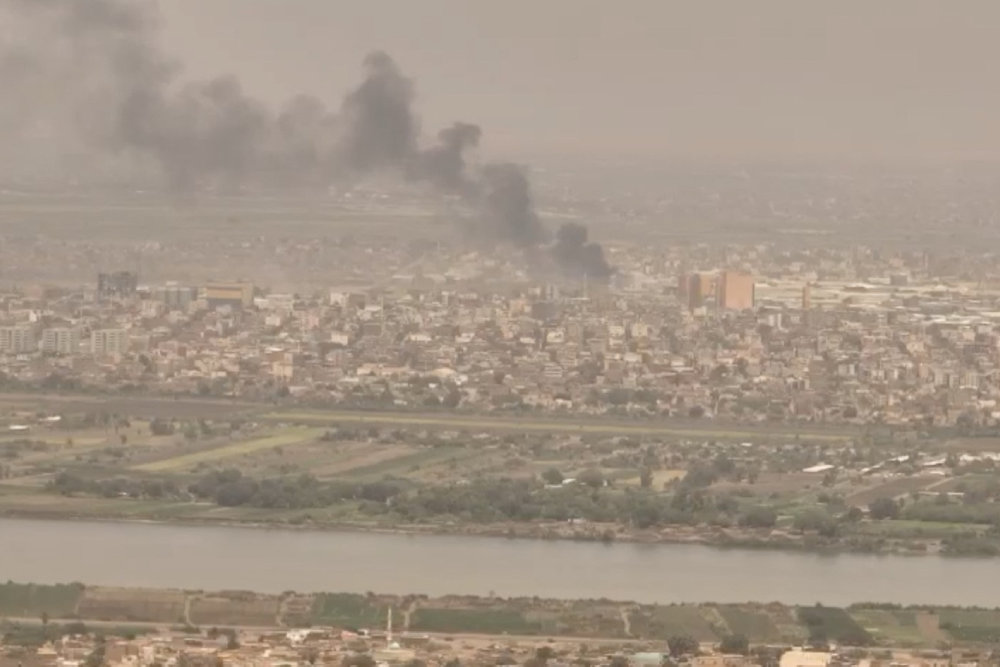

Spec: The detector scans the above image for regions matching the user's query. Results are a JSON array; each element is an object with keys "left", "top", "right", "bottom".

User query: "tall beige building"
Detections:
[{"left": 717, "top": 271, "right": 755, "bottom": 310}]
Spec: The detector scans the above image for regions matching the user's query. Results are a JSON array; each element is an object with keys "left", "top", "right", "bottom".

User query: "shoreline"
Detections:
[
  {"left": 2, "top": 579, "right": 999, "bottom": 649},
  {"left": 0, "top": 506, "right": 981, "bottom": 559}
]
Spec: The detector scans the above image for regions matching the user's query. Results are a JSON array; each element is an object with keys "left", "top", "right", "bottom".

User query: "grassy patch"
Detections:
[
  {"left": 849, "top": 609, "right": 923, "bottom": 646},
  {"left": 717, "top": 605, "right": 784, "bottom": 643},
  {"left": 629, "top": 605, "right": 720, "bottom": 641},
  {"left": 311, "top": 594, "right": 392, "bottom": 629},
  {"left": 0, "top": 582, "right": 84, "bottom": 617},
  {"left": 798, "top": 606, "right": 872, "bottom": 646},
  {"left": 78, "top": 587, "right": 186, "bottom": 623},
  {"left": 0, "top": 620, "right": 151, "bottom": 647},
  {"left": 336, "top": 447, "right": 464, "bottom": 480},
  {"left": 134, "top": 428, "right": 322, "bottom": 472},
  {"left": 410, "top": 607, "right": 542, "bottom": 634},
  {"left": 189, "top": 595, "right": 278, "bottom": 627},
  {"left": 853, "top": 520, "right": 987, "bottom": 539},
  {"left": 939, "top": 609, "right": 1000, "bottom": 644}
]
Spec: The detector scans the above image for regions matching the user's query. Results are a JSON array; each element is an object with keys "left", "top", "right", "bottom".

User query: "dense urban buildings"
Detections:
[{"left": 1, "top": 236, "right": 1000, "bottom": 429}]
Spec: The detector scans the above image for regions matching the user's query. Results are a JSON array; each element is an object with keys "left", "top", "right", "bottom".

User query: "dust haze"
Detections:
[{"left": 0, "top": 0, "right": 613, "bottom": 280}]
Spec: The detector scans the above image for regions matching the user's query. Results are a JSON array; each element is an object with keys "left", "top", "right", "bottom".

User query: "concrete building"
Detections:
[
  {"left": 41, "top": 327, "right": 81, "bottom": 355},
  {"left": 0, "top": 326, "right": 36, "bottom": 354},
  {"left": 203, "top": 282, "right": 254, "bottom": 309},
  {"left": 718, "top": 270, "right": 755, "bottom": 310},
  {"left": 97, "top": 271, "right": 138, "bottom": 299},
  {"left": 92, "top": 328, "right": 129, "bottom": 356},
  {"left": 153, "top": 283, "right": 199, "bottom": 310},
  {"left": 779, "top": 650, "right": 831, "bottom": 667},
  {"left": 684, "top": 272, "right": 718, "bottom": 310}
]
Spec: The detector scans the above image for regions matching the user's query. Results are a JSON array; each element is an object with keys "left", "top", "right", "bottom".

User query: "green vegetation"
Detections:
[
  {"left": 939, "top": 609, "right": 1000, "bottom": 643},
  {"left": 849, "top": 609, "right": 924, "bottom": 646},
  {"left": 3, "top": 393, "right": 1000, "bottom": 557},
  {"left": 0, "top": 581, "right": 84, "bottom": 617},
  {"left": 311, "top": 594, "right": 393, "bottom": 629},
  {"left": 410, "top": 608, "right": 542, "bottom": 634},
  {"left": 0, "top": 620, "right": 153, "bottom": 647},
  {"left": 134, "top": 428, "right": 323, "bottom": 472},
  {"left": 719, "top": 634, "right": 750, "bottom": 655},
  {"left": 48, "top": 473, "right": 180, "bottom": 500},
  {"left": 798, "top": 605, "right": 872, "bottom": 646},
  {"left": 717, "top": 606, "right": 784, "bottom": 643},
  {"left": 629, "top": 605, "right": 720, "bottom": 641},
  {"left": 5, "top": 582, "right": 1000, "bottom": 648}
]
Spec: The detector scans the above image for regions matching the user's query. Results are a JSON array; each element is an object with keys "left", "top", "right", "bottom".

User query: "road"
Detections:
[
  {"left": 0, "top": 389, "right": 855, "bottom": 441},
  {"left": 2, "top": 617, "right": 649, "bottom": 646},
  {"left": 263, "top": 409, "right": 853, "bottom": 441}
]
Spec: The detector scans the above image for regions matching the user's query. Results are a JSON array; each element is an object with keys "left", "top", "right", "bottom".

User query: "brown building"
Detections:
[{"left": 717, "top": 270, "right": 754, "bottom": 310}]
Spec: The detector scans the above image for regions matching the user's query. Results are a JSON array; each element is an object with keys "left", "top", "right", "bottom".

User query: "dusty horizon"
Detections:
[{"left": 150, "top": 0, "right": 1000, "bottom": 163}]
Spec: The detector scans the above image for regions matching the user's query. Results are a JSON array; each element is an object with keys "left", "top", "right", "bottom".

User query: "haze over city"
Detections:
[
  {"left": 158, "top": 0, "right": 1000, "bottom": 162},
  {"left": 3, "top": 2, "right": 1000, "bottom": 666}
]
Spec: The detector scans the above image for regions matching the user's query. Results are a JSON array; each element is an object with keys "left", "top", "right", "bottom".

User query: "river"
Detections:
[{"left": 1, "top": 517, "right": 996, "bottom": 607}]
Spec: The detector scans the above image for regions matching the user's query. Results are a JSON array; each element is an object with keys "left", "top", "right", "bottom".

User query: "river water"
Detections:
[{"left": 1, "top": 518, "right": 995, "bottom": 606}]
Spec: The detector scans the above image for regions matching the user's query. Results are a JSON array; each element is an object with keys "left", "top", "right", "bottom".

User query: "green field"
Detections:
[
  {"left": 854, "top": 520, "right": 988, "bottom": 539},
  {"left": 939, "top": 609, "right": 1000, "bottom": 643},
  {"left": 335, "top": 446, "right": 470, "bottom": 480},
  {"left": 0, "top": 582, "right": 84, "bottom": 617},
  {"left": 798, "top": 606, "right": 872, "bottom": 645},
  {"left": 133, "top": 428, "right": 323, "bottom": 472},
  {"left": 4, "top": 582, "right": 1000, "bottom": 647},
  {"left": 849, "top": 609, "right": 924, "bottom": 646},
  {"left": 717, "top": 606, "right": 786, "bottom": 643},
  {"left": 311, "top": 594, "right": 396, "bottom": 629},
  {"left": 629, "top": 605, "right": 720, "bottom": 641},
  {"left": 410, "top": 607, "right": 543, "bottom": 635}
]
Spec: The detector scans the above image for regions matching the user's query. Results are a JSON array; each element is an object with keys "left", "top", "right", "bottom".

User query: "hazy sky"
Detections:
[{"left": 157, "top": 0, "right": 1000, "bottom": 163}]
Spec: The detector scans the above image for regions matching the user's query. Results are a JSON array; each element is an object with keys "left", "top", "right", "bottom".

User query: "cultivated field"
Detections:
[
  {"left": 134, "top": 428, "right": 325, "bottom": 472},
  {"left": 2, "top": 582, "right": 993, "bottom": 648}
]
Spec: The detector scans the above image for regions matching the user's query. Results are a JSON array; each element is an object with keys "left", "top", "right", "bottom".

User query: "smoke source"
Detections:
[
  {"left": 0, "top": 0, "right": 613, "bottom": 281},
  {"left": 552, "top": 223, "right": 613, "bottom": 280}
]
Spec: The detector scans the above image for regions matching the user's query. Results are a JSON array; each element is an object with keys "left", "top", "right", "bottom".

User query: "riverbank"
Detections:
[
  {"left": 0, "top": 498, "right": 979, "bottom": 558},
  {"left": 0, "top": 499, "right": 976, "bottom": 557},
  {"left": 2, "top": 516, "right": 998, "bottom": 608},
  {"left": 2, "top": 581, "right": 999, "bottom": 649}
]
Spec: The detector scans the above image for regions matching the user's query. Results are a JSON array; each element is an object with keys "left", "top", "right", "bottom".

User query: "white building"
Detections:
[
  {"left": 41, "top": 328, "right": 81, "bottom": 355},
  {"left": 91, "top": 329, "right": 129, "bottom": 356},
  {"left": 0, "top": 326, "right": 36, "bottom": 354},
  {"left": 779, "top": 650, "right": 831, "bottom": 667}
]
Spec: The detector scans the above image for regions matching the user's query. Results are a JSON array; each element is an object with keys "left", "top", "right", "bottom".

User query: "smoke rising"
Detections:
[
  {"left": 337, "top": 51, "right": 417, "bottom": 175},
  {"left": 480, "top": 163, "right": 547, "bottom": 247},
  {"left": 415, "top": 122, "right": 481, "bottom": 194},
  {"left": 0, "top": 0, "right": 613, "bottom": 281},
  {"left": 552, "top": 223, "right": 612, "bottom": 280}
]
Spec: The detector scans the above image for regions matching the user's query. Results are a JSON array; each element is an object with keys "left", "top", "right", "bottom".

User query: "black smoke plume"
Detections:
[
  {"left": 414, "top": 122, "right": 481, "bottom": 194},
  {"left": 480, "top": 163, "right": 547, "bottom": 247},
  {"left": 337, "top": 51, "right": 417, "bottom": 174},
  {"left": 0, "top": 0, "right": 613, "bottom": 281},
  {"left": 552, "top": 223, "right": 612, "bottom": 280}
]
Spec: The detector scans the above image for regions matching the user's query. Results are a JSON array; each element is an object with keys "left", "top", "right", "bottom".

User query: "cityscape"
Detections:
[
  {"left": 3, "top": 241, "right": 1000, "bottom": 430},
  {"left": 4, "top": 1, "right": 1000, "bottom": 666}
]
